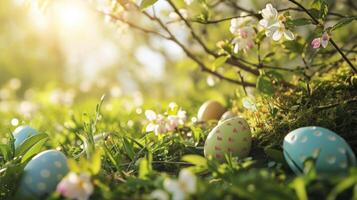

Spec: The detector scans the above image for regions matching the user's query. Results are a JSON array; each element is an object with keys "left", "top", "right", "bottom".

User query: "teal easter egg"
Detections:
[
  {"left": 18, "top": 150, "right": 69, "bottom": 198},
  {"left": 283, "top": 126, "right": 356, "bottom": 174},
  {"left": 13, "top": 126, "right": 38, "bottom": 148}
]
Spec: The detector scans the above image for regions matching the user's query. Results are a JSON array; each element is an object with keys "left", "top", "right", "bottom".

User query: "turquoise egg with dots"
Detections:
[
  {"left": 13, "top": 125, "right": 38, "bottom": 148},
  {"left": 283, "top": 126, "right": 356, "bottom": 174},
  {"left": 18, "top": 150, "right": 69, "bottom": 198}
]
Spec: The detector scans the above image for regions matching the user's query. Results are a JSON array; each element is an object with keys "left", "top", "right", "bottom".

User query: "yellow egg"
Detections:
[{"left": 197, "top": 100, "right": 226, "bottom": 122}]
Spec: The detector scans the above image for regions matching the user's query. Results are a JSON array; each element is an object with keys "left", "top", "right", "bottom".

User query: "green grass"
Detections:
[{"left": 0, "top": 67, "right": 357, "bottom": 200}]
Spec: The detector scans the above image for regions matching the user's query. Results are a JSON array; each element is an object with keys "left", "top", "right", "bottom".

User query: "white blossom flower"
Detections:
[
  {"left": 150, "top": 189, "right": 169, "bottom": 200},
  {"left": 168, "top": 102, "right": 178, "bottom": 110},
  {"left": 266, "top": 23, "right": 295, "bottom": 41},
  {"left": 259, "top": 4, "right": 279, "bottom": 29},
  {"left": 166, "top": 109, "right": 186, "bottom": 132},
  {"left": 176, "top": 110, "right": 187, "bottom": 125},
  {"left": 145, "top": 110, "right": 168, "bottom": 135},
  {"left": 56, "top": 172, "right": 94, "bottom": 200},
  {"left": 259, "top": 4, "right": 295, "bottom": 41},
  {"left": 230, "top": 12, "right": 255, "bottom": 35},
  {"left": 230, "top": 13, "right": 256, "bottom": 53},
  {"left": 184, "top": 0, "right": 193, "bottom": 5},
  {"left": 232, "top": 26, "right": 256, "bottom": 53},
  {"left": 163, "top": 169, "right": 197, "bottom": 200},
  {"left": 166, "top": 115, "right": 179, "bottom": 132}
]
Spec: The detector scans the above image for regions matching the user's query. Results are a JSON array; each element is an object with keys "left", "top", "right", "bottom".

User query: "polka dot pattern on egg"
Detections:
[
  {"left": 283, "top": 126, "right": 356, "bottom": 174},
  {"left": 18, "top": 150, "right": 69, "bottom": 198}
]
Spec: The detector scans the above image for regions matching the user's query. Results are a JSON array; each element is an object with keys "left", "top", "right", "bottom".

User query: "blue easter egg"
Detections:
[
  {"left": 283, "top": 126, "right": 356, "bottom": 174},
  {"left": 13, "top": 126, "right": 38, "bottom": 148},
  {"left": 18, "top": 150, "right": 69, "bottom": 198}
]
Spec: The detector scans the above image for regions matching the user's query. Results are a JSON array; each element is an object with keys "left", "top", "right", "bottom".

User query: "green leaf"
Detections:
[
  {"left": 266, "top": 71, "right": 284, "bottom": 81},
  {"left": 290, "top": 177, "right": 308, "bottom": 200},
  {"left": 327, "top": 176, "right": 357, "bottom": 200},
  {"left": 103, "top": 145, "right": 121, "bottom": 171},
  {"left": 182, "top": 154, "right": 207, "bottom": 167},
  {"left": 288, "top": 18, "right": 313, "bottom": 26},
  {"left": 139, "top": 153, "right": 152, "bottom": 179},
  {"left": 139, "top": 0, "right": 158, "bottom": 10},
  {"left": 123, "top": 137, "right": 135, "bottom": 160},
  {"left": 0, "top": 144, "right": 11, "bottom": 161},
  {"left": 15, "top": 133, "right": 48, "bottom": 157},
  {"left": 90, "top": 150, "right": 102, "bottom": 175},
  {"left": 21, "top": 138, "right": 48, "bottom": 163},
  {"left": 331, "top": 17, "right": 357, "bottom": 32},
  {"left": 68, "top": 159, "right": 81, "bottom": 173},
  {"left": 212, "top": 56, "right": 228, "bottom": 71},
  {"left": 256, "top": 75, "right": 274, "bottom": 96},
  {"left": 311, "top": 0, "right": 328, "bottom": 20}
]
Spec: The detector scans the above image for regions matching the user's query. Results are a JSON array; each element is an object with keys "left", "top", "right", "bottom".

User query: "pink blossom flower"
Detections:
[
  {"left": 56, "top": 172, "right": 93, "bottom": 200},
  {"left": 311, "top": 32, "right": 329, "bottom": 49},
  {"left": 311, "top": 38, "right": 321, "bottom": 49}
]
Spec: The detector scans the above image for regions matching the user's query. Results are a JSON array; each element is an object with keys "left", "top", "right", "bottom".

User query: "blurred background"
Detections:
[
  {"left": 0, "top": 0, "right": 356, "bottom": 135},
  {"left": 0, "top": 0, "right": 241, "bottom": 136}
]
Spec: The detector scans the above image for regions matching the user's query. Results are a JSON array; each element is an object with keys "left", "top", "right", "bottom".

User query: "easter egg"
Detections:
[
  {"left": 18, "top": 150, "right": 69, "bottom": 198},
  {"left": 197, "top": 100, "right": 226, "bottom": 122},
  {"left": 283, "top": 126, "right": 356, "bottom": 174},
  {"left": 13, "top": 126, "right": 38, "bottom": 148},
  {"left": 220, "top": 111, "right": 237, "bottom": 122},
  {"left": 204, "top": 117, "right": 252, "bottom": 161}
]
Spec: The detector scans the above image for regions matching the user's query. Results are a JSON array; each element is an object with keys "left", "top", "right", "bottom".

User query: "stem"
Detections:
[
  {"left": 288, "top": 0, "right": 357, "bottom": 73},
  {"left": 166, "top": 0, "right": 260, "bottom": 77}
]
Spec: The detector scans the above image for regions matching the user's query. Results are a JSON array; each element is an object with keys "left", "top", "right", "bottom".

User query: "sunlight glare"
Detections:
[{"left": 54, "top": 1, "right": 89, "bottom": 31}]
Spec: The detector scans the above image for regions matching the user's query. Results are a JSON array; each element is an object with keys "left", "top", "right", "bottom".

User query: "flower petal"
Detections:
[
  {"left": 283, "top": 29, "right": 295, "bottom": 40},
  {"left": 259, "top": 19, "right": 268, "bottom": 28},
  {"left": 146, "top": 123, "right": 156, "bottom": 132},
  {"left": 234, "top": 43, "right": 240, "bottom": 53},
  {"left": 164, "top": 179, "right": 181, "bottom": 194},
  {"left": 311, "top": 38, "right": 321, "bottom": 49},
  {"left": 150, "top": 190, "right": 169, "bottom": 200},
  {"left": 179, "top": 169, "right": 196, "bottom": 193},
  {"left": 272, "top": 30, "right": 282, "bottom": 41},
  {"left": 145, "top": 110, "right": 157, "bottom": 121},
  {"left": 321, "top": 39, "right": 329, "bottom": 48}
]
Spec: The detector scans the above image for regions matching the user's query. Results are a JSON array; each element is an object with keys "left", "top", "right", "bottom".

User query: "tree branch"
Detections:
[{"left": 287, "top": 0, "right": 357, "bottom": 74}]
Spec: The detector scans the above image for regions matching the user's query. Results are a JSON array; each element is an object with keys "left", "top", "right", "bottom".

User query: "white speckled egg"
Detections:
[
  {"left": 204, "top": 117, "right": 252, "bottom": 161},
  {"left": 13, "top": 126, "right": 38, "bottom": 148},
  {"left": 197, "top": 100, "right": 226, "bottom": 122},
  {"left": 283, "top": 126, "right": 356, "bottom": 174},
  {"left": 18, "top": 150, "right": 69, "bottom": 198}
]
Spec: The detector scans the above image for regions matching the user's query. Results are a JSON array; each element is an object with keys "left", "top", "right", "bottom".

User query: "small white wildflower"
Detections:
[
  {"left": 150, "top": 189, "right": 169, "bottom": 200},
  {"left": 164, "top": 169, "right": 197, "bottom": 200},
  {"left": 56, "top": 172, "right": 93, "bottom": 200}
]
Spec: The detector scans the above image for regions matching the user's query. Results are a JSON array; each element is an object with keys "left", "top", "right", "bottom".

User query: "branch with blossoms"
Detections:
[{"left": 97, "top": 0, "right": 357, "bottom": 92}]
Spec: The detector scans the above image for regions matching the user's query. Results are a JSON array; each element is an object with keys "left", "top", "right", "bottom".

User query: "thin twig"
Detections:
[{"left": 317, "top": 98, "right": 357, "bottom": 110}]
